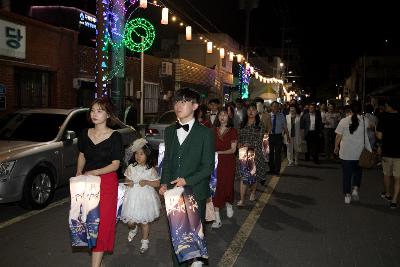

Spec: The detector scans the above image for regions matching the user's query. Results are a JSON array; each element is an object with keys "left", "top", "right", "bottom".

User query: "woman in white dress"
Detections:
[{"left": 121, "top": 138, "right": 161, "bottom": 253}]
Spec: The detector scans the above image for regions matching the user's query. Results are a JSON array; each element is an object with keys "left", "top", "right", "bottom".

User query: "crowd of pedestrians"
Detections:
[{"left": 73, "top": 91, "right": 399, "bottom": 267}]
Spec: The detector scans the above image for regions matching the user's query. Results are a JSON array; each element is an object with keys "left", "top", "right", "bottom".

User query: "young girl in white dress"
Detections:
[{"left": 121, "top": 138, "right": 161, "bottom": 253}]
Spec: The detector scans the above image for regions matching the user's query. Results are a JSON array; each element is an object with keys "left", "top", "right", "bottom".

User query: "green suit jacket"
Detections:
[{"left": 161, "top": 121, "right": 215, "bottom": 201}]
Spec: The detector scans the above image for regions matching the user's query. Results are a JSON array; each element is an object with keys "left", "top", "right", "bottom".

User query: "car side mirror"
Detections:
[{"left": 65, "top": 130, "right": 76, "bottom": 141}]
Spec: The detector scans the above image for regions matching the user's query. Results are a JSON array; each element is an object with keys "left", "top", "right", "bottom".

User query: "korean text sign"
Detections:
[{"left": 0, "top": 19, "right": 26, "bottom": 59}]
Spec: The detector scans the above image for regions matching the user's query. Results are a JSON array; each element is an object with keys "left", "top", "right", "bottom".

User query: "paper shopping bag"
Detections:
[{"left": 164, "top": 187, "right": 208, "bottom": 263}]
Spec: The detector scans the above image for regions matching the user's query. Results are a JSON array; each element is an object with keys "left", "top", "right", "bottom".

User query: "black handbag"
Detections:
[{"left": 359, "top": 116, "right": 377, "bottom": 168}]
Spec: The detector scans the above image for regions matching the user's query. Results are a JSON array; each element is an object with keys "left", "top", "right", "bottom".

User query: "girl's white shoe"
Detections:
[
  {"left": 140, "top": 239, "right": 149, "bottom": 254},
  {"left": 127, "top": 226, "right": 138, "bottom": 242}
]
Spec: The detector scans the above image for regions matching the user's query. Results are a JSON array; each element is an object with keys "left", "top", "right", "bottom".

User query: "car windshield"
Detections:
[
  {"left": 0, "top": 113, "right": 66, "bottom": 142},
  {"left": 158, "top": 111, "right": 176, "bottom": 124}
]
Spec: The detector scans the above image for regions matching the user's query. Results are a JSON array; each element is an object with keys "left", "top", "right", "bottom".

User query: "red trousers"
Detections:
[{"left": 92, "top": 172, "right": 118, "bottom": 252}]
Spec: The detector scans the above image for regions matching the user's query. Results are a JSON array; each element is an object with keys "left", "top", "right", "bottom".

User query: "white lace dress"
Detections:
[{"left": 121, "top": 165, "right": 161, "bottom": 224}]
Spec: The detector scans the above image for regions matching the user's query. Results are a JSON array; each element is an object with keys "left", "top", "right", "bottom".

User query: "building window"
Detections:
[
  {"left": 15, "top": 69, "right": 50, "bottom": 108},
  {"left": 144, "top": 82, "right": 159, "bottom": 113}
]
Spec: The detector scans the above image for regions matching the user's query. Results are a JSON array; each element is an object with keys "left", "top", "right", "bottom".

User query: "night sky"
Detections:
[{"left": 15, "top": 0, "right": 399, "bottom": 89}]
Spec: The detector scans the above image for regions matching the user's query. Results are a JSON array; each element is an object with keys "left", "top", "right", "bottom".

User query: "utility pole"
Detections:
[
  {"left": 95, "top": 0, "right": 107, "bottom": 97},
  {"left": 239, "top": 0, "right": 259, "bottom": 60}
]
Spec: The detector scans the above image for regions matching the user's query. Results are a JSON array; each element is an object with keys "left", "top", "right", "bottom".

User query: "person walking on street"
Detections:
[
  {"left": 285, "top": 104, "right": 301, "bottom": 166},
  {"left": 159, "top": 88, "right": 215, "bottom": 267},
  {"left": 124, "top": 97, "right": 138, "bottom": 129},
  {"left": 121, "top": 138, "right": 161, "bottom": 253},
  {"left": 207, "top": 98, "right": 220, "bottom": 127},
  {"left": 237, "top": 103, "right": 266, "bottom": 205},
  {"left": 376, "top": 97, "right": 400, "bottom": 209},
  {"left": 212, "top": 107, "right": 238, "bottom": 228},
  {"left": 334, "top": 100, "right": 371, "bottom": 204},
  {"left": 301, "top": 103, "right": 323, "bottom": 164},
  {"left": 76, "top": 97, "right": 123, "bottom": 267},
  {"left": 268, "top": 101, "right": 289, "bottom": 174},
  {"left": 322, "top": 103, "right": 341, "bottom": 160}
]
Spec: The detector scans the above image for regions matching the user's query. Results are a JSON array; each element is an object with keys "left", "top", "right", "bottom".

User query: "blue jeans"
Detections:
[{"left": 342, "top": 160, "right": 362, "bottom": 194}]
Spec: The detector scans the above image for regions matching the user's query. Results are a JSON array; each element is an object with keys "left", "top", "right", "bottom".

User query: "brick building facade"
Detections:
[{"left": 0, "top": 10, "right": 78, "bottom": 115}]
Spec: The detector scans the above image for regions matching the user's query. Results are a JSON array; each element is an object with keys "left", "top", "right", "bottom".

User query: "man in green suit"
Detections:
[{"left": 159, "top": 88, "right": 215, "bottom": 267}]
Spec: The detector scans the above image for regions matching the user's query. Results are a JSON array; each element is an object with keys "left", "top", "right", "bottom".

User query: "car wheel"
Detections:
[{"left": 20, "top": 167, "right": 55, "bottom": 210}]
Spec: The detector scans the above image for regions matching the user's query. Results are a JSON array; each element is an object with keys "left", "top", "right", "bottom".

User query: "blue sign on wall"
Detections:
[{"left": 0, "top": 84, "right": 5, "bottom": 94}]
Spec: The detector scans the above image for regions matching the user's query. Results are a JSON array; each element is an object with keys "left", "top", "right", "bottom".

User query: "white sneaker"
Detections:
[
  {"left": 226, "top": 203, "right": 234, "bottom": 218},
  {"left": 351, "top": 189, "right": 359, "bottom": 201},
  {"left": 344, "top": 194, "right": 351, "bottom": 204},
  {"left": 191, "top": 260, "right": 203, "bottom": 267},
  {"left": 211, "top": 220, "right": 222, "bottom": 228},
  {"left": 127, "top": 226, "right": 138, "bottom": 242},
  {"left": 139, "top": 239, "right": 149, "bottom": 254}
]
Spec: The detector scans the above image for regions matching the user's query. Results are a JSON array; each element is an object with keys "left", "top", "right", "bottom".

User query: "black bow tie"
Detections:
[{"left": 176, "top": 122, "right": 189, "bottom": 132}]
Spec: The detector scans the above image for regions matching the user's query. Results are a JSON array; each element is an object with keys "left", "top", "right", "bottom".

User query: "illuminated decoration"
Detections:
[
  {"left": 245, "top": 62, "right": 250, "bottom": 70},
  {"left": 238, "top": 64, "right": 250, "bottom": 99},
  {"left": 139, "top": 0, "right": 147, "bottom": 8},
  {"left": 172, "top": 16, "right": 177, "bottom": 22},
  {"left": 255, "top": 72, "right": 259, "bottom": 79},
  {"left": 185, "top": 26, "right": 192, "bottom": 40},
  {"left": 207, "top": 41, "right": 213, "bottom": 53},
  {"left": 123, "top": 18, "right": 155, "bottom": 52},
  {"left": 236, "top": 54, "right": 243, "bottom": 63},
  {"left": 219, "top": 48, "right": 225, "bottom": 59},
  {"left": 250, "top": 66, "right": 254, "bottom": 74},
  {"left": 263, "top": 77, "right": 267, "bottom": 83},
  {"left": 161, "top": 8, "right": 169, "bottom": 24},
  {"left": 229, "top": 52, "right": 234, "bottom": 62}
]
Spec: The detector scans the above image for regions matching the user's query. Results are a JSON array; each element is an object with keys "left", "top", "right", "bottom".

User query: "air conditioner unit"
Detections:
[
  {"left": 73, "top": 78, "right": 81, "bottom": 89},
  {"left": 160, "top": 62, "right": 173, "bottom": 76}
]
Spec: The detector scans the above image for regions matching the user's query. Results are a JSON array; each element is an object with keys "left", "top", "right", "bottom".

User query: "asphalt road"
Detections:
[{"left": 1, "top": 159, "right": 399, "bottom": 267}]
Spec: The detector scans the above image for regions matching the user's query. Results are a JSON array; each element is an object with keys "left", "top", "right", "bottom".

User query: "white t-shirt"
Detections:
[
  {"left": 335, "top": 115, "right": 372, "bottom": 160},
  {"left": 310, "top": 113, "right": 316, "bottom": 131}
]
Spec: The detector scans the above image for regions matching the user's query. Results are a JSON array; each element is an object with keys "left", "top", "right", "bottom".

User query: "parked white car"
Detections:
[
  {"left": 0, "top": 108, "right": 138, "bottom": 210},
  {"left": 145, "top": 110, "right": 176, "bottom": 150}
]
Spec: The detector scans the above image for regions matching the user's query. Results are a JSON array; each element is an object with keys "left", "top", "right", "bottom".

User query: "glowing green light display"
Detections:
[{"left": 123, "top": 18, "right": 155, "bottom": 52}]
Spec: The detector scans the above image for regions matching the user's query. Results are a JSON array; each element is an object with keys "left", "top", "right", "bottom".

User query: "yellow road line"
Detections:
[
  {"left": 217, "top": 162, "right": 286, "bottom": 267},
  {"left": 0, "top": 198, "right": 69, "bottom": 230}
]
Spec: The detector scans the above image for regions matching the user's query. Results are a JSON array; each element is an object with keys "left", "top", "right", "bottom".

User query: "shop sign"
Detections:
[
  {"left": 0, "top": 19, "right": 26, "bottom": 59},
  {"left": 79, "top": 12, "right": 96, "bottom": 30}
]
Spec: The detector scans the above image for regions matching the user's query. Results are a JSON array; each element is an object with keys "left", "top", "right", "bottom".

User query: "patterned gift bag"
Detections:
[
  {"left": 69, "top": 175, "right": 100, "bottom": 248},
  {"left": 238, "top": 146, "right": 257, "bottom": 185},
  {"left": 157, "top": 142, "right": 165, "bottom": 177},
  {"left": 116, "top": 183, "right": 126, "bottom": 222},
  {"left": 209, "top": 152, "right": 218, "bottom": 197},
  {"left": 164, "top": 187, "right": 208, "bottom": 263},
  {"left": 262, "top": 133, "right": 270, "bottom": 162}
]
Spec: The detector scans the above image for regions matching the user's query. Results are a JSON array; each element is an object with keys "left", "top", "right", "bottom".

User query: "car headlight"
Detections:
[{"left": 0, "top": 161, "right": 16, "bottom": 182}]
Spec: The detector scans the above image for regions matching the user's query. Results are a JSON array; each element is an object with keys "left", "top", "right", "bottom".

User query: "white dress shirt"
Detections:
[
  {"left": 310, "top": 113, "right": 316, "bottom": 131},
  {"left": 209, "top": 112, "right": 217, "bottom": 125},
  {"left": 177, "top": 118, "right": 195, "bottom": 145}
]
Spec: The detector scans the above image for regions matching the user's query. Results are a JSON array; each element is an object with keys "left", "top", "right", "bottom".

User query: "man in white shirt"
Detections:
[
  {"left": 301, "top": 103, "right": 323, "bottom": 164},
  {"left": 207, "top": 98, "right": 220, "bottom": 126}
]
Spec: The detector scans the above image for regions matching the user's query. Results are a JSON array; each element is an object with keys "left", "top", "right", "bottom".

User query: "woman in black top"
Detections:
[{"left": 76, "top": 97, "right": 123, "bottom": 267}]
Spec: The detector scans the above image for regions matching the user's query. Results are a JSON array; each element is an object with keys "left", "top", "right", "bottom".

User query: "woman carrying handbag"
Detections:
[{"left": 334, "top": 101, "right": 372, "bottom": 204}]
